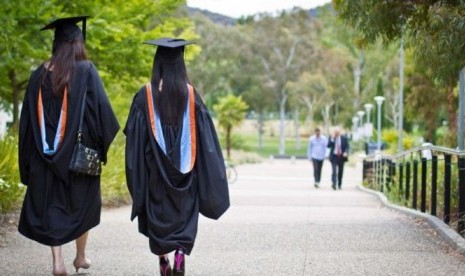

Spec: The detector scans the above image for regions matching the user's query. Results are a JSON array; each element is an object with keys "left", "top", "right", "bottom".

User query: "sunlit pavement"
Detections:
[{"left": 1, "top": 159, "right": 465, "bottom": 275}]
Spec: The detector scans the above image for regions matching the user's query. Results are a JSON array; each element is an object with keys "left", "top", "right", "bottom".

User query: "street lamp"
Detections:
[
  {"left": 352, "top": 116, "right": 359, "bottom": 140},
  {"left": 356, "top": 110, "right": 366, "bottom": 139},
  {"left": 374, "top": 96, "right": 385, "bottom": 152},
  {"left": 357, "top": 110, "right": 366, "bottom": 125},
  {"left": 364, "top": 103, "right": 374, "bottom": 124},
  {"left": 364, "top": 103, "right": 374, "bottom": 138}
]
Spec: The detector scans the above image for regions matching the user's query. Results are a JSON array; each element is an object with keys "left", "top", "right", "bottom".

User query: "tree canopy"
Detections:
[
  {"left": 333, "top": 0, "right": 465, "bottom": 85},
  {"left": 0, "top": 0, "right": 196, "bottom": 125}
]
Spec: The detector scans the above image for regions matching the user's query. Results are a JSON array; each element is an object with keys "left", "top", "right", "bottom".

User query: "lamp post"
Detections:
[
  {"left": 357, "top": 110, "right": 366, "bottom": 125},
  {"left": 364, "top": 103, "right": 374, "bottom": 138},
  {"left": 352, "top": 116, "right": 359, "bottom": 140},
  {"left": 374, "top": 96, "right": 385, "bottom": 152},
  {"left": 364, "top": 103, "right": 374, "bottom": 124},
  {"left": 357, "top": 110, "right": 366, "bottom": 139}
]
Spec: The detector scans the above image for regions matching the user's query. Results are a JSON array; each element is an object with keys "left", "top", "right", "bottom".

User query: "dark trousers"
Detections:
[
  {"left": 331, "top": 156, "right": 345, "bottom": 187},
  {"left": 312, "top": 159, "right": 324, "bottom": 183}
]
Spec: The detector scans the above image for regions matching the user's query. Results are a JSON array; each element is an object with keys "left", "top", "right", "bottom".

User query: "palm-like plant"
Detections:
[{"left": 213, "top": 95, "right": 248, "bottom": 159}]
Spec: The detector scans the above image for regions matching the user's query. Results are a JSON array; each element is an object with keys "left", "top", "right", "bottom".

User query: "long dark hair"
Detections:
[
  {"left": 45, "top": 35, "right": 88, "bottom": 96},
  {"left": 151, "top": 46, "right": 189, "bottom": 125}
]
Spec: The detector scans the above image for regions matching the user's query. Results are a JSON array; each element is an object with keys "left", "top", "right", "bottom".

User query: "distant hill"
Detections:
[
  {"left": 186, "top": 3, "right": 332, "bottom": 25},
  {"left": 186, "top": 7, "right": 236, "bottom": 25}
]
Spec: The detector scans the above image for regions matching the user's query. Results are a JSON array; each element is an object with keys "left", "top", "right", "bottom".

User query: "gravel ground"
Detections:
[{"left": 1, "top": 159, "right": 464, "bottom": 275}]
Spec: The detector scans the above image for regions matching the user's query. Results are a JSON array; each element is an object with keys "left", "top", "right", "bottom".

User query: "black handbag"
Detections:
[{"left": 69, "top": 88, "right": 102, "bottom": 176}]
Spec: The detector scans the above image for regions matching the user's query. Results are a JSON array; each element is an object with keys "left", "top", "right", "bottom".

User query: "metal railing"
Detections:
[{"left": 363, "top": 145, "right": 465, "bottom": 237}]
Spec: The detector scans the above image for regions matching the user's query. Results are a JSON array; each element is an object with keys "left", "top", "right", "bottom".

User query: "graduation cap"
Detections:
[
  {"left": 143, "top": 37, "right": 196, "bottom": 48},
  {"left": 41, "top": 16, "right": 89, "bottom": 42},
  {"left": 144, "top": 37, "right": 195, "bottom": 62}
]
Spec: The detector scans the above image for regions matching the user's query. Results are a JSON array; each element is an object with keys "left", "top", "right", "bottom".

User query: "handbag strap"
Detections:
[{"left": 76, "top": 87, "right": 87, "bottom": 143}]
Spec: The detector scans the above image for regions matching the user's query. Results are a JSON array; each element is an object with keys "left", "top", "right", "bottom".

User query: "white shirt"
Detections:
[{"left": 307, "top": 134, "right": 328, "bottom": 161}]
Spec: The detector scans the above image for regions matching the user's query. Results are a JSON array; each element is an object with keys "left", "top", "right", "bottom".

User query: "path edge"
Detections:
[{"left": 357, "top": 184, "right": 465, "bottom": 255}]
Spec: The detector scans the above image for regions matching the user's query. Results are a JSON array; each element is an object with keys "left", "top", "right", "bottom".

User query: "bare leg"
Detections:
[
  {"left": 73, "top": 232, "right": 91, "bottom": 272},
  {"left": 51, "top": 246, "right": 67, "bottom": 275},
  {"left": 75, "top": 231, "right": 88, "bottom": 260}
]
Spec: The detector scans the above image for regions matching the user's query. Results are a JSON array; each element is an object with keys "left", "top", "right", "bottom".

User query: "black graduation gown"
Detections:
[
  {"left": 124, "top": 85, "right": 229, "bottom": 255},
  {"left": 18, "top": 61, "right": 120, "bottom": 246}
]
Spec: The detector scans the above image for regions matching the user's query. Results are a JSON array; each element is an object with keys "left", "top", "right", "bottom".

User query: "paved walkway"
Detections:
[{"left": 1, "top": 159, "right": 465, "bottom": 275}]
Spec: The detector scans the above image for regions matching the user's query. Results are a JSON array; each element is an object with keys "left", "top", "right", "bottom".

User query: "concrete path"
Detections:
[{"left": 1, "top": 159, "right": 465, "bottom": 275}]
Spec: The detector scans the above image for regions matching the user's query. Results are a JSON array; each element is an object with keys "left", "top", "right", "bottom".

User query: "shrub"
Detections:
[
  {"left": 100, "top": 133, "right": 130, "bottom": 206},
  {"left": 381, "top": 128, "right": 415, "bottom": 153},
  {"left": 0, "top": 134, "right": 25, "bottom": 213}
]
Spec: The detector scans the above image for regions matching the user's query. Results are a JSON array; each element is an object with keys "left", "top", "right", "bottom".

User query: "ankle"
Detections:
[
  {"left": 53, "top": 257, "right": 64, "bottom": 266},
  {"left": 75, "top": 253, "right": 86, "bottom": 261}
]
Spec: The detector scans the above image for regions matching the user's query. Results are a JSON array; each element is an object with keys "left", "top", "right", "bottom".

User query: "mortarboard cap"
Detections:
[
  {"left": 41, "top": 16, "right": 89, "bottom": 42},
  {"left": 143, "top": 38, "right": 196, "bottom": 48}
]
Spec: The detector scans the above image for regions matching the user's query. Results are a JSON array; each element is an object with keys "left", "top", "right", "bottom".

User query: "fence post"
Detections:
[
  {"left": 382, "top": 159, "right": 387, "bottom": 192},
  {"left": 388, "top": 160, "right": 395, "bottom": 192},
  {"left": 399, "top": 163, "right": 404, "bottom": 199},
  {"left": 444, "top": 154, "right": 451, "bottom": 225},
  {"left": 412, "top": 160, "right": 418, "bottom": 210},
  {"left": 431, "top": 155, "right": 438, "bottom": 216},
  {"left": 406, "top": 161, "right": 411, "bottom": 202},
  {"left": 421, "top": 158, "right": 427, "bottom": 213},
  {"left": 458, "top": 157, "right": 465, "bottom": 234},
  {"left": 374, "top": 158, "right": 378, "bottom": 190}
]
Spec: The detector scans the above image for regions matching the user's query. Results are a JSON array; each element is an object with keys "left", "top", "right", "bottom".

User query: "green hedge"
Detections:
[{"left": 0, "top": 134, "right": 25, "bottom": 213}]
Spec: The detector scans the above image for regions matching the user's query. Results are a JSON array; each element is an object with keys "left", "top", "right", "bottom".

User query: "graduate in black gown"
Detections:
[
  {"left": 124, "top": 38, "right": 230, "bottom": 276},
  {"left": 18, "top": 16, "right": 119, "bottom": 276}
]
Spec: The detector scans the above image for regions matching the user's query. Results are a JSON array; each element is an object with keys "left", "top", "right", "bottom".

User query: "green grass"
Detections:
[{"left": 239, "top": 133, "right": 308, "bottom": 158}]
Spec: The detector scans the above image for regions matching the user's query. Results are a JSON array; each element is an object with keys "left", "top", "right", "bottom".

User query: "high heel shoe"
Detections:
[
  {"left": 159, "top": 256, "right": 172, "bottom": 276},
  {"left": 173, "top": 248, "right": 185, "bottom": 276},
  {"left": 73, "top": 258, "right": 91, "bottom": 273}
]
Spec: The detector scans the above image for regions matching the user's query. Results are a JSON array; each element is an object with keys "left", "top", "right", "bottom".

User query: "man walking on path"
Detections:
[
  {"left": 328, "top": 127, "right": 349, "bottom": 190},
  {"left": 307, "top": 128, "right": 328, "bottom": 188}
]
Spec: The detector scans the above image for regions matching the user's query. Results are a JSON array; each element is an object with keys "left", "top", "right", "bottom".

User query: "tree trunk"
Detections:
[
  {"left": 294, "top": 108, "right": 301, "bottom": 150},
  {"left": 322, "top": 104, "right": 331, "bottom": 136},
  {"left": 278, "top": 90, "right": 287, "bottom": 155},
  {"left": 353, "top": 51, "right": 363, "bottom": 109},
  {"left": 446, "top": 86, "right": 458, "bottom": 147},
  {"left": 257, "top": 112, "right": 264, "bottom": 150},
  {"left": 226, "top": 126, "right": 232, "bottom": 159},
  {"left": 8, "top": 69, "right": 20, "bottom": 131}
]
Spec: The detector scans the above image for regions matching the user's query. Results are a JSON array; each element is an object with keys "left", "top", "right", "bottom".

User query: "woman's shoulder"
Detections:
[
  {"left": 75, "top": 60, "right": 94, "bottom": 72},
  {"left": 131, "top": 84, "right": 151, "bottom": 107},
  {"left": 30, "top": 63, "right": 46, "bottom": 78},
  {"left": 191, "top": 87, "right": 208, "bottom": 112}
]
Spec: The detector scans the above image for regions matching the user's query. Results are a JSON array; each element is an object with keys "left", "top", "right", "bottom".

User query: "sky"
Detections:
[{"left": 187, "top": 0, "right": 332, "bottom": 18}]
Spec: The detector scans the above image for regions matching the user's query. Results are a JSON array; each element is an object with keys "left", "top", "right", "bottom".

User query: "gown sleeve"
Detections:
[
  {"left": 87, "top": 63, "right": 120, "bottom": 164},
  {"left": 18, "top": 82, "right": 34, "bottom": 186},
  {"left": 195, "top": 94, "right": 230, "bottom": 220},
  {"left": 124, "top": 99, "right": 149, "bottom": 221}
]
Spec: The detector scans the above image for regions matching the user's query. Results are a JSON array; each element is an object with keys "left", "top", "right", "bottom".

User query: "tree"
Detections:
[
  {"left": 0, "top": 1, "right": 59, "bottom": 127},
  {"left": 0, "top": 0, "right": 196, "bottom": 127},
  {"left": 240, "top": 10, "right": 320, "bottom": 155},
  {"left": 213, "top": 94, "right": 248, "bottom": 159},
  {"left": 188, "top": 12, "right": 244, "bottom": 107},
  {"left": 334, "top": 0, "right": 465, "bottom": 146},
  {"left": 287, "top": 72, "right": 326, "bottom": 127}
]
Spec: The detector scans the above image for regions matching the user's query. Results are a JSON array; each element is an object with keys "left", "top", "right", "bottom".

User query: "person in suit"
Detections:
[{"left": 328, "top": 127, "right": 349, "bottom": 190}]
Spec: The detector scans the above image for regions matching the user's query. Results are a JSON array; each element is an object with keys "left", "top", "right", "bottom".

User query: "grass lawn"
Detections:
[{"left": 239, "top": 133, "right": 308, "bottom": 158}]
